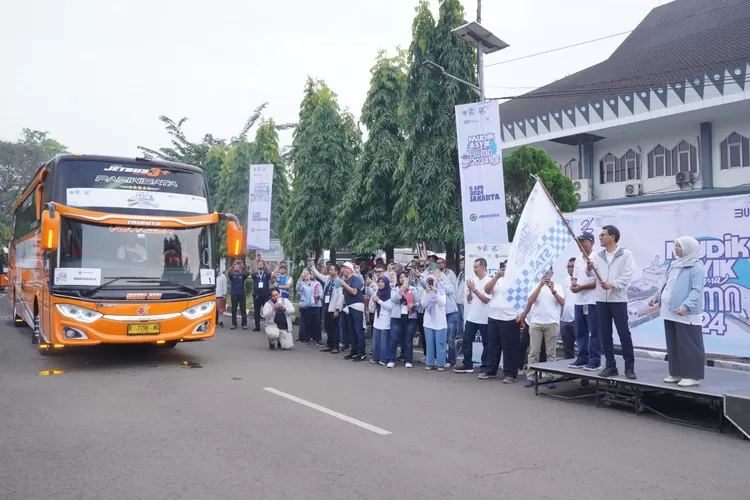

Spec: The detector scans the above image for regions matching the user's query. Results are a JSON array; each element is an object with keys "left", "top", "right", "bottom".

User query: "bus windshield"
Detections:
[
  {"left": 56, "top": 219, "right": 214, "bottom": 289},
  {"left": 57, "top": 159, "right": 210, "bottom": 215}
]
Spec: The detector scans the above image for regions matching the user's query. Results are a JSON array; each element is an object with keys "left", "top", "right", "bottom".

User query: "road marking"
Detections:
[{"left": 263, "top": 387, "right": 391, "bottom": 436}]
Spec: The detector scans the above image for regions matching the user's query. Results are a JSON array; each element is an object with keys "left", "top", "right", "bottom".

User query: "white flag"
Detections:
[{"left": 504, "top": 181, "right": 572, "bottom": 311}]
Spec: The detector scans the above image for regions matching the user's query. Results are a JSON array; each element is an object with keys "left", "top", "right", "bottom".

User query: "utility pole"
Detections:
[{"left": 476, "top": 0, "right": 485, "bottom": 101}]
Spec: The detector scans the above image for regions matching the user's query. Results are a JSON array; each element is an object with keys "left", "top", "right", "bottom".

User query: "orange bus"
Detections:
[
  {"left": 0, "top": 247, "right": 7, "bottom": 290},
  {"left": 9, "top": 154, "right": 243, "bottom": 355}
]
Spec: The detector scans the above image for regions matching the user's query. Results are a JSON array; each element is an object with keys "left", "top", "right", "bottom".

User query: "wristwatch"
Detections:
[{"left": 552, "top": 289, "right": 557, "bottom": 295}]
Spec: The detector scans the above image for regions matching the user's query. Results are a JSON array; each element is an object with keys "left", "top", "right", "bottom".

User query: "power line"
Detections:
[{"left": 484, "top": 0, "right": 750, "bottom": 69}]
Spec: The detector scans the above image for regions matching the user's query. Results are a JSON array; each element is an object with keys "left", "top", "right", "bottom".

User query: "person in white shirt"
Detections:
[
  {"left": 215, "top": 266, "right": 227, "bottom": 328},
  {"left": 481, "top": 261, "right": 523, "bottom": 383},
  {"left": 370, "top": 275, "right": 394, "bottom": 366},
  {"left": 519, "top": 267, "right": 565, "bottom": 387},
  {"left": 560, "top": 257, "right": 577, "bottom": 360},
  {"left": 568, "top": 233, "right": 601, "bottom": 371},
  {"left": 421, "top": 274, "right": 447, "bottom": 371},
  {"left": 262, "top": 289, "right": 296, "bottom": 350},
  {"left": 586, "top": 224, "right": 637, "bottom": 380},
  {"left": 309, "top": 261, "right": 345, "bottom": 353},
  {"left": 454, "top": 258, "right": 491, "bottom": 374}
]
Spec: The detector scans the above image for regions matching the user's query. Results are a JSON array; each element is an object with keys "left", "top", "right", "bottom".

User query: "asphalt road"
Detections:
[{"left": 1, "top": 300, "right": 749, "bottom": 500}]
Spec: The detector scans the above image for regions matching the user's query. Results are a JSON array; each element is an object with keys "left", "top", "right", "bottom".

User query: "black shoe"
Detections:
[
  {"left": 253, "top": 327, "right": 261, "bottom": 332},
  {"left": 342, "top": 346, "right": 350, "bottom": 352},
  {"left": 218, "top": 321, "right": 224, "bottom": 328},
  {"left": 598, "top": 366, "right": 619, "bottom": 378},
  {"left": 320, "top": 347, "right": 333, "bottom": 352},
  {"left": 230, "top": 326, "right": 237, "bottom": 330},
  {"left": 331, "top": 349, "right": 340, "bottom": 354},
  {"left": 625, "top": 369, "right": 637, "bottom": 380},
  {"left": 269, "top": 343, "right": 276, "bottom": 350},
  {"left": 344, "top": 353, "right": 355, "bottom": 360},
  {"left": 242, "top": 326, "right": 248, "bottom": 331},
  {"left": 353, "top": 354, "right": 366, "bottom": 362}
]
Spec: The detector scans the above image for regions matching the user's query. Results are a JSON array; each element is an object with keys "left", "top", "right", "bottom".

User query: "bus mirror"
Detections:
[
  {"left": 226, "top": 221, "right": 243, "bottom": 257},
  {"left": 41, "top": 210, "right": 60, "bottom": 252}
]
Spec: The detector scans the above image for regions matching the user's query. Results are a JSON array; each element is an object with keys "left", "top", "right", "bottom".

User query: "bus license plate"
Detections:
[{"left": 127, "top": 324, "right": 160, "bottom": 335}]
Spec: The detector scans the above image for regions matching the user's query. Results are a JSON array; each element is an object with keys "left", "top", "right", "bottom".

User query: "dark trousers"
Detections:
[
  {"left": 340, "top": 311, "right": 349, "bottom": 348},
  {"left": 347, "top": 308, "right": 366, "bottom": 356},
  {"left": 520, "top": 324, "right": 547, "bottom": 368},
  {"left": 597, "top": 301, "right": 635, "bottom": 370},
  {"left": 560, "top": 321, "right": 577, "bottom": 359},
  {"left": 324, "top": 311, "right": 339, "bottom": 348},
  {"left": 664, "top": 320, "right": 705, "bottom": 380},
  {"left": 253, "top": 295, "right": 268, "bottom": 329},
  {"left": 418, "top": 312, "right": 426, "bottom": 354},
  {"left": 231, "top": 295, "right": 247, "bottom": 327},
  {"left": 573, "top": 304, "right": 601, "bottom": 367},
  {"left": 484, "top": 318, "right": 521, "bottom": 378},
  {"left": 460, "top": 321, "right": 488, "bottom": 369},
  {"left": 301, "top": 308, "right": 322, "bottom": 343}
]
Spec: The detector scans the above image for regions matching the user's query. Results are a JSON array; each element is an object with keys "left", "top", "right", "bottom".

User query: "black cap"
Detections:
[{"left": 577, "top": 233, "right": 595, "bottom": 242}]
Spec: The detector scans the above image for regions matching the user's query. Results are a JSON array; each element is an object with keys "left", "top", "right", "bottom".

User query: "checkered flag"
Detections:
[{"left": 505, "top": 181, "right": 574, "bottom": 311}]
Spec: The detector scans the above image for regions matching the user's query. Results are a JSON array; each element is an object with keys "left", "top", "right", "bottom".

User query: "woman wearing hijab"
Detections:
[
  {"left": 370, "top": 275, "right": 393, "bottom": 366},
  {"left": 649, "top": 236, "right": 706, "bottom": 387},
  {"left": 389, "top": 271, "right": 419, "bottom": 368},
  {"left": 421, "top": 274, "right": 448, "bottom": 371}
]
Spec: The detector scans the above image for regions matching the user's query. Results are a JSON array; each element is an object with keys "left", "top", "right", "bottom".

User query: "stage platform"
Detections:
[{"left": 529, "top": 358, "right": 750, "bottom": 435}]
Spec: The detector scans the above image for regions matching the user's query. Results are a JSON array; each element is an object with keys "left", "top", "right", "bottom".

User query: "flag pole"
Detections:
[{"left": 531, "top": 175, "right": 603, "bottom": 282}]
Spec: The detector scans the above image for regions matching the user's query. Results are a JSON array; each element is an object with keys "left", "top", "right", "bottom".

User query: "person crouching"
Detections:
[{"left": 262, "top": 289, "right": 296, "bottom": 350}]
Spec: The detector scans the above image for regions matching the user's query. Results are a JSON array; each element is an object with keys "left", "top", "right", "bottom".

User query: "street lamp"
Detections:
[
  {"left": 452, "top": 21, "right": 509, "bottom": 101},
  {"left": 422, "top": 59, "right": 481, "bottom": 97}
]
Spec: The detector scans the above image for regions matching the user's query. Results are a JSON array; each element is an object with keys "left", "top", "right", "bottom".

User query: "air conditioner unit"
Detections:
[
  {"left": 573, "top": 179, "right": 593, "bottom": 202},
  {"left": 675, "top": 171, "right": 696, "bottom": 186},
  {"left": 625, "top": 183, "right": 643, "bottom": 197}
]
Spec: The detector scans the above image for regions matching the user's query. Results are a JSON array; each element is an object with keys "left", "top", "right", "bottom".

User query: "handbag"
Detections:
[{"left": 471, "top": 332, "right": 483, "bottom": 366}]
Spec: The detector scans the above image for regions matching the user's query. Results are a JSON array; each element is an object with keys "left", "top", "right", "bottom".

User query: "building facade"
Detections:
[{"left": 499, "top": 0, "right": 750, "bottom": 207}]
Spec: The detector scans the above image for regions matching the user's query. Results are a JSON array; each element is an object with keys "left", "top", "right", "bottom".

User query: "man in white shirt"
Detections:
[
  {"left": 568, "top": 233, "right": 601, "bottom": 371},
  {"left": 215, "top": 265, "right": 227, "bottom": 328},
  {"left": 454, "top": 258, "right": 491, "bottom": 374},
  {"left": 480, "top": 261, "right": 523, "bottom": 383},
  {"left": 560, "top": 257, "right": 577, "bottom": 360},
  {"left": 520, "top": 267, "right": 565, "bottom": 387}
]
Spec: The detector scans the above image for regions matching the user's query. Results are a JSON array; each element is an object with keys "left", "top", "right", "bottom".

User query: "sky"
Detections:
[{"left": 1, "top": 0, "right": 664, "bottom": 156}]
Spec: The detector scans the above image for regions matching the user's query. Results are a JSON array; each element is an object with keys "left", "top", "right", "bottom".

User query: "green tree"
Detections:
[
  {"left": 341, "top": 49, "right": 407, "bottom": 258},
  {"left": 214, "top": 140, "right": 254, "bottom": 258},
  {"left": 284, "top": 78, "right": 359, "bottom": 260},
  {"left": 503, "top": 146, "right": 578, "bottom": 239},
  {"left": 251, "top": 118, "right": 289, "bottom": 236}
]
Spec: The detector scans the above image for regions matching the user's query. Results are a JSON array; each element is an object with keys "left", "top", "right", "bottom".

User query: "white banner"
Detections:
[
  {"left": 247, "top": 164, "right": 274, "bottom": 250},
  {"left": 464, "top": 241, "right": 511, "bottom": 283},
  {"left": 258, "top": 238, "right": 284, "bottom": 263},
  {"left": 504, "top": 181, "right": 573, "bottom": 312},
  {"left": 553, "top": 194, "right": 750, "bottom": 358},
  {"left": 455, "top": 100, "right": 509, "bottom": 244},
  {"left": 66, "top": 188, "right": 208, "bottom": 214}
]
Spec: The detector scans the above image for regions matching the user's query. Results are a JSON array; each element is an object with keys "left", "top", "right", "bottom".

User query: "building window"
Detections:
[
  {"left": 647, "top": 145, "right": 671, "bottom": 178},
  {"left": 620, "top": 149, "right": 641, "bottom": 181},
  {"left": 671, "top": 140, "right": 697, "bottom": 174},
  {"left": 720, "top": 132, "right": 750, "bottom": 169},
  {"left": 562, "top": 158, "right": 579, "bottom": 181},
  {"left": 599, "top": 153, "right": 620, "bottom": 184}
]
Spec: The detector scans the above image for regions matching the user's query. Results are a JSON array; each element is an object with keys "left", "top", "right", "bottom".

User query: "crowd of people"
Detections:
[{"left": 216, "top": 225, "right": 707, "bottom": 387}]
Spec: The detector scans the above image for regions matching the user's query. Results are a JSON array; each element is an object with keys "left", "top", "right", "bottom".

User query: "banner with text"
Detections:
[
  {"left": 553, "top": 195, "right": 750, "bottom": 358},
  {"left": 464, "top": 242, "right": 511, "bottom": 284},
  {"left": 455, "top": 100, "right": 509, "bottom": 244},
  {"left": 247, "top": 164, "right": 274, "bottom": 250}
]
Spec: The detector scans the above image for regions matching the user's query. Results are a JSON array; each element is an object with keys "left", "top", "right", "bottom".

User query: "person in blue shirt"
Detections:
[
  {"left": 228, "top": 260, "right": 250, "bottom": 330},
  {"left": 340, "top": 262, "right": 367, "bottom": 362},
  {"left": 274, "top": 265, "right": 293, "bottom": 299}
]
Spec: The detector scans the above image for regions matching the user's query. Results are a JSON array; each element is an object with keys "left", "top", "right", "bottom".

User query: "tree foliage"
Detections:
[
  {"left": 337, "top": 50, "right": 407, "bottom": 255},
  {"left": 503, "top": 146, "right": 578, "bottom": 240},
  {"left": 395, "top": 0, "right": 477, "bottom": 250},
  {"left": 0, "top": 129, "right": 68, "bottom": 244},
  {"left": 284, "top": 78, "right": 360, "bottom": 258}
]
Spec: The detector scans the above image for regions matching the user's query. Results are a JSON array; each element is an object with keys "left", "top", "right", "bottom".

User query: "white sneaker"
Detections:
[
  {"left": 664, "top": 376, "right": 682, "bottom": 383},
  {"left": 386, "top": 362, "right": 395, "bottom": 368},
  {"left": 405, "top": 363, "right": 413, "bottom": 368},
  {"left": 678, "top": 378, "right": 700, "bottom": 387}
]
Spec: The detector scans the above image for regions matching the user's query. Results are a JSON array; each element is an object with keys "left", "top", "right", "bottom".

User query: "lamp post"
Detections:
[
  {"left": 422, "top": 59, "right": 481, "bottom": 97},
  {"left": 448, "top": 21, "right": 509, "bottom": 102}
]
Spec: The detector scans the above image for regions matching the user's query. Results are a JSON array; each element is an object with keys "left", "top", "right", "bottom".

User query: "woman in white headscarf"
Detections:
[{"left": 649, "top": 236, "right": 705, "bottom": 387}]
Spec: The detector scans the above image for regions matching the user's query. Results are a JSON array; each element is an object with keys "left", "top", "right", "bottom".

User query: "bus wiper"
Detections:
[
  {"left": 81, "top": 276, "right": 154, "bottom": 297},
  {"left": 134, "top": 278, "right": 201, "bottom": 295}
]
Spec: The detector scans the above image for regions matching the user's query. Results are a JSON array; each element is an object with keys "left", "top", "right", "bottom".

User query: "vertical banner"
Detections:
[
  {"left": 247, "top": 164, "right": 274, "bottom": 250},
  {"left": 455, "top": 99, "right": 509, "bottom": 244}
]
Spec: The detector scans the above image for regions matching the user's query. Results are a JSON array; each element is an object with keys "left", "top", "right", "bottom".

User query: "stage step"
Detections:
[{"left": 724, "top": 390, "right": 750, "bottom": 439}]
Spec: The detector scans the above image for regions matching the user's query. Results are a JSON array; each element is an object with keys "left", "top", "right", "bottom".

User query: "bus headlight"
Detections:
[
  {"left": 55, "top": 304, "right": 103, "bottom": 323},
  {"left": 182, "top": 301, "right": 215, "bottom": 320}
]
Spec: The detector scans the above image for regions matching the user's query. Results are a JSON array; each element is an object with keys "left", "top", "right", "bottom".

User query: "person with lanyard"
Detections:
[
  {"left": 228, "top": 260, "right": 249, "bottom": 330},
  {"left": 388, "top": 271, "right": 419, "bottom": 368},
  {"left": 309, "top": 260, "right": 344, "bottom": 353},
  {"left": 296, "top": 270, "right": 323, "bottom": 347},
  {"left": 340, "top": 262, "right": 367, "bottom": 362},
  {"left": 370, "top": 274, "right": 393, "bottom": 366},
  {"left": 261, "top": 288, "right": 296, "bottom": 350},
  {"left": 274, "top": 265, "right": 293, "bottom": 300},
  {"left": 251, "top": 255, "right": 271, "bottom": 332}
]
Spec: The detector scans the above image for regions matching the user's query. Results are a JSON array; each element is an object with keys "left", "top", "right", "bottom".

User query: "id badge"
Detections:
[
  {"left": 325, "top": 295, "right": 331, "bottom": 304},
  {"left": 258, "top": 282, "right": 264, "bottom": 289}
]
